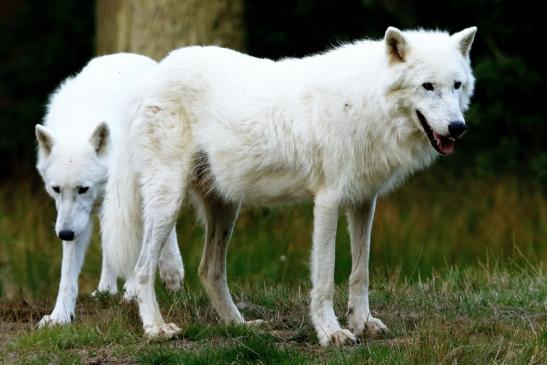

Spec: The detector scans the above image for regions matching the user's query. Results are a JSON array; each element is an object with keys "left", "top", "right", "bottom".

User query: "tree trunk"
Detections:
[{"left": 96, "top": 0, "right": 245, "bottom": 60}]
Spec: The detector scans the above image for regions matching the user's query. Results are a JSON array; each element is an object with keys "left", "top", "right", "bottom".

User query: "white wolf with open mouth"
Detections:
[
  {"left": 103, "top": 26, "right": 476, "bottom": 346},
  {"left": 35, "top": 53, "right": 185, "bottom": 328}
]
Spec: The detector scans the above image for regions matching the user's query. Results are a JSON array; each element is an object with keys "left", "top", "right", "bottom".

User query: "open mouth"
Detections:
[{"left": 416, "top": 110, "right": 455, "bottom": 155}]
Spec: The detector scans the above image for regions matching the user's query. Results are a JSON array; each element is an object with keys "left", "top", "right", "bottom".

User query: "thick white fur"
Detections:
[
  {"left": 104, "top": 27, "right": 476, "bottom": 345},
  {"left": 35, "top": 53, "right": 185, "bottom": 328}
]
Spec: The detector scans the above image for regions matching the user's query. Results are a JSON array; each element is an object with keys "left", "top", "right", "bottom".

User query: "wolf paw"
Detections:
[
  {"left": 349, "top": 316, "right": 388, "bottom": 337},
  {"left": 245, "top": 319, "right": 266, "bottom": 326},
  {"left": 317, "top": 328, "right": 357, "bottom": 347},
  {"left": 322, "top": 329, "right": 357, "bottom": 347},
  {"left": 37, "top": 311, "right": 73, "bottom": 328},
  {"left": 94, "top": 277, "right": 118, "bottom": 297},
  {"left": 91, "top": 287, "right": 117, "bottom": 299},
  {"left": 121, "top": 285, "right": 138, "bottom": 303},
  {"left": 122, "top": 289, "right": 138, "bottom": 303},
  {"left": 144, "top": 322, "right": 181, "bottom": 340},
  {"left": 159, "top": 268, "right": 184, "bottom": 292},
  {"left": 364, "top": 317, "right": 388, "bottom": 336}
]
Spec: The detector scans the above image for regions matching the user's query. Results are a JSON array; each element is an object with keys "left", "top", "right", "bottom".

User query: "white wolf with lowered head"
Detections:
[
  {"left": 35, "top": 53, "right": 185, "bottom": 328},
  {"left": 103, "top": 26, "right": 476, "bottom": 346}
]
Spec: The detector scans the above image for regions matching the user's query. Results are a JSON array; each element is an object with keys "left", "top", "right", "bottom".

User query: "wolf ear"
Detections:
[
  {"left": 35, "top": 124, "right": 54, "bottom": 156},
  {"left": 385, "top": 27, "right": 408, "bottom": 64},
  {"left": 452, "top": 27, "right": 477, "bottom": 58},
  {"left": 90, "top": 122, "right": 110, "bottom": 156}
]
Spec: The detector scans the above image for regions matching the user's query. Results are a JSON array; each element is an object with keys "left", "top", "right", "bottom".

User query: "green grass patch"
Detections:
[
  {"left": 10, "top": 322, "right": 137, "bottom": 351},
  {"left": 1, "top": 265, "right": 544, "bottom": 364},
  {"left": 136, "top": 333, "right": 307, "bottom": 365}
]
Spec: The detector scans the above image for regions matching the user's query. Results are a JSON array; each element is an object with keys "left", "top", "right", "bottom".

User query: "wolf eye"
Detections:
[
  {"left": 422, "top": 82, "right": 434, "bottom": 91},
  {"left": 52, "top": 186, "right": 60, "bottom": 193},
  {"left": 78, "top": 186, "right": 89, "bottom": 194},
  {"left": 454, "top": 81, "right": 462, "bottom": 89}
]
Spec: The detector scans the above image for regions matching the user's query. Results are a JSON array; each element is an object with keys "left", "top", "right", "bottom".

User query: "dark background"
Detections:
[{"left": 0, "top": 0, "right": 545, "bottom": 182}]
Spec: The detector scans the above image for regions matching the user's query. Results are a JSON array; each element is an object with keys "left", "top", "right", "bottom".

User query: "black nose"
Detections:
[
  {"left": 448, "top": 121, "right": 467, "bottom": 138},
  {"left": 58, "top": 230, "right": 75, "bottom": 241}
]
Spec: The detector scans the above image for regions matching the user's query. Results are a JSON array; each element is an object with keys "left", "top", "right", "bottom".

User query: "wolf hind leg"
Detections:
[{"left": 192, "top": 190, "right": 248, "bottom": 324}]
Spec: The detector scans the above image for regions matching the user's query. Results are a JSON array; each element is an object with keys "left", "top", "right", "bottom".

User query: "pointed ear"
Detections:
[
  {"left": 35, "top": 124, "right": 54, "bottom": 156},
  {"left": 90, "top": 122, "right": 110, "bottom": 156},
  {"left": 452, "top": 26, "right": 477, "bottom": 58},
  {"left": 385, "top": 26, "right": 408, "bottom": 64}
]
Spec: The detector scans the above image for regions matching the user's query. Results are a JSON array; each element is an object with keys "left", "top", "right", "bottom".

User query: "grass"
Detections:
[
  {"left": 1, "top": 170, "right": 545, "bottom": 300},
  {"left": 0, "top": 169, "right": 546, "bottom": 363},
  {"left": 1, "top": 264, "right": 545, "bottom": 364}
]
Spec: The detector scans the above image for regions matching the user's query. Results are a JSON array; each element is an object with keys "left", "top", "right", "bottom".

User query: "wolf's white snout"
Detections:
[
  {"left": 415, "top": 110, "right": 469, "bottom": 156},
  {"left": 53, "top": 189, "right": 94, "bottom": 242}
]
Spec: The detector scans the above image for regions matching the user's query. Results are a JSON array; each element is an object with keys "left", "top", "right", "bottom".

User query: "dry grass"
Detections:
[{"left": 1, "top": 170, "right": 544, "bottom": 299}]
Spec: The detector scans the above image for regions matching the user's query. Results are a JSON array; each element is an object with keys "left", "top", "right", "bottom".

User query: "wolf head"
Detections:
[
  {"left": 35, "top": 122, "right": 110, "bottom": 241},
  {"left": 385, "top": 26, "right": 477, "bottom": 155}
]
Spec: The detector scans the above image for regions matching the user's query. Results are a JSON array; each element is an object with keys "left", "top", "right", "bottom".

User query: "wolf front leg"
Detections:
[
  {"left": 94, "top": 254, "right": 118, "bottom": 295},
  {"left": 129, "top": 102, "right": 193, "bottom": 339},
  {"left": 310, "top": 189, "right": 356, "bottom": 346},
  {"left": 345, "top": 196, "right": 387, "bottom": 337},
  {"left": 158, "top": 227, "right": 185, "bottom": 291},
  {"left": 134, "top": 169, "right": 188, "bottom": 339},
  {"left": 38, "top": 221, "right": 92, "bottom": 328},
  {"left": 133, "top": 132, "right": 192, "bottom": 338},
  {"left": 93, "top": 222, "right": 118, "bottom": 296}
]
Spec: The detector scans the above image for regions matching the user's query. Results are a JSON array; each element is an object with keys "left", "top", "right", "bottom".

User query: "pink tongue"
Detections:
[{"left": 433, "top": 131, "right": 455, "bottom": 155}]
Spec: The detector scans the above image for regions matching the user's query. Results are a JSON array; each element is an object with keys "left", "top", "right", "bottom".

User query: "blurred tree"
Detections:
[{"left": 96, "top": 0, "right": 245, "bottom": 60}]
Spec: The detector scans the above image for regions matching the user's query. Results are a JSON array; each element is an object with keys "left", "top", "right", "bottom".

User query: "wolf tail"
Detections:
[{"left": 100, "top": 105, "right": 144, "bottom": 279}]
